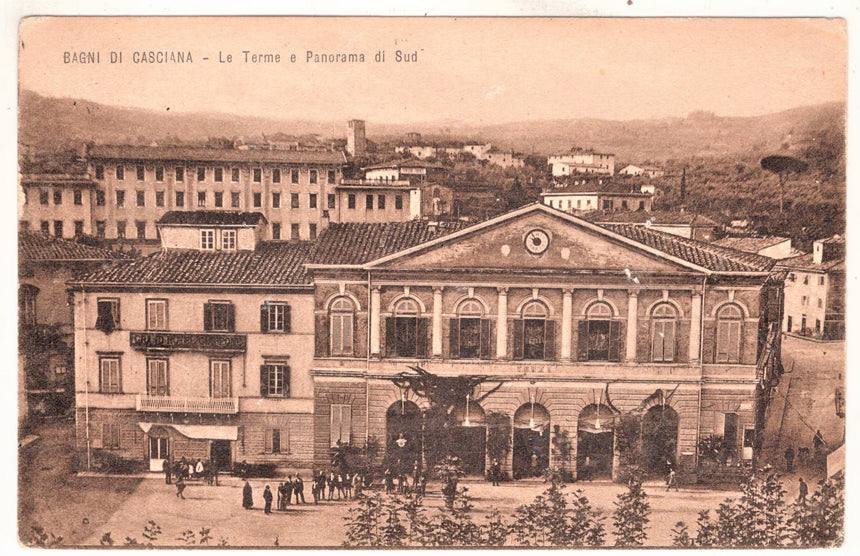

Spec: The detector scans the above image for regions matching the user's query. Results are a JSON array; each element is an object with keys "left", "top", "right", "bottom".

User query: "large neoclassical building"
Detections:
[{"left": 70, "top": 204, "right": 781, "bottom": 480}]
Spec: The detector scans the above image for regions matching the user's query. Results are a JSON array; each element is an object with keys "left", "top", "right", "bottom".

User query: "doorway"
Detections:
[
  {"left": 577, "top": 404, "right": 616, "bottom": 480},
  {"left": 210, "top": 440, "right": 232, "bottom": 470},
  {"left": 641, "top": 405, "right": 679, "bottom": 477},
  {"left": 512, "top": 403, "right": 550, "bottom": 478},
  {"left": 149, "top": 436, "right": 169, "bottom": 472},
  {"left": 386, "top": 400, "right": 423, "bottom": 474}
]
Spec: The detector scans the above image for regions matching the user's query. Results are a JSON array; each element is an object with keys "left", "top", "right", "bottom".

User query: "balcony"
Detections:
[{"left": 136, "top": 395, "right": 239, "bottom": 415}]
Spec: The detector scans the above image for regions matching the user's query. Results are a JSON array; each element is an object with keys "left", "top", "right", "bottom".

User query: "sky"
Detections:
[{"left": 17, "top": 17, "right": 847, "bottom": 125}]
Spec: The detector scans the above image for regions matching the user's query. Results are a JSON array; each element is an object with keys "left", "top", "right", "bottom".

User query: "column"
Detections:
[
  {"left": 561, "top": 289, "right": 573, "bottom": 360},
  {"left": 496, "top": 287, "right": 508, "bottom": 358},
  {"left": 689, "top": 292, "right": 702, "bottom": 363},
  {"left": 432, "top": 287, "right": 444, "bottom": 357},
  {"left": 626, "top": 290, "right": 639, "bottom": 363},
  {"left": 370, "top": 287, "right": 381, "bottom": 355}
]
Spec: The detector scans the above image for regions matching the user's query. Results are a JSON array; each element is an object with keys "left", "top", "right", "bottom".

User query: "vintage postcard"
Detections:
[{"left": 16, "top": 14, "right": 847, "bottom": 548}]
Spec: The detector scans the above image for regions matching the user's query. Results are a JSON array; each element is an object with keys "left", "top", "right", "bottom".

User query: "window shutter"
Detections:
[
  {"left": 714, "top": 412, "right": 726, "bottom": 436},
  {"left": 284, "top": 365, "right": 291, "bottom": 397},
  {"left": 512, "top": 319, "right": 524, "bottom": 360},
  {"left": 203, "top": 303, "right": 212, "bottom": 331},
  {"left": 342, "top": 406, "right": 352, "bottom": 444},
  {"left": 260, "top": 304, "right": 269, "bottom": 332},
  {"left": 651, "top": 321, "right": 662, "bottom": 362},
  {"left": 716, "top": 322, "right": 729, "bottom": 362},
  {"left": 315, "top": 314, "right": 330, "bottom": 357},
  {"left": 730, "top": 322, "right": 742, "bottom": 364},
  {"left": 102, "top": 424, "right": 110, "bottom": 448},
  {"left": 449, "top": 318, "right": 460, "bottom": 358},
  {"left": 544, "top": 320, "right": 556, "bottom": 360},
  {"left": 577, "top": 320, "right": 589, "bottom": 361},
  {"left": 281, "top": 428, "right": 290, "bottom": 454},
  {"left": 480, "top": 319, "right": 492, "bottom": 359},
  {"left": 352, "top": 313, "right": 362, "bottom": 357},
  {"left": 384, "top": 317, "right": 397, "bottom": 358},
  {"left": 260, "top": 365, "right": 269, "bottom": 397},
  {"left": 609, "top": 320, "right": 625, "bottom": 362},
  {"left": 226, "top": 304, "right": 236, "bottom": 332},
  {"left": 415, "top": 318, "right": 430, "bottom": 358},
  {"left": 330, "top": 406, "right": 341, "bottom": 446},
  {"left": 283, "top": 304, "right": 292, "bottom": 333},
  {"left": 667, "top": 321, "right": 678, "bottom": 362},
  {"left": 264, "top": 428, "right": 273, "bottom": 454}
]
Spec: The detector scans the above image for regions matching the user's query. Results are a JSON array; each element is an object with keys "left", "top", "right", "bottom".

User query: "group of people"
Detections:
[
  {"left": 383, "top": 461, "right": 428, "bottom": 495},
  {"left": 163, "top": 456, "right": 220, "bottom": 486},
  {"left": 784, "top": 429, "right": 827, "bottom": 473},
  {"left": 243, "top": 469, "right": 377, "bottom": 514}
]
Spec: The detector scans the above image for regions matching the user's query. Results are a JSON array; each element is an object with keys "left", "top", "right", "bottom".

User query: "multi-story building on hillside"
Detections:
[
  {"left": 549, "top": 150, "right": 616, "bottom": 177},
  {"left": 541, "top": 182, "right": 653, "bottom": 213}
]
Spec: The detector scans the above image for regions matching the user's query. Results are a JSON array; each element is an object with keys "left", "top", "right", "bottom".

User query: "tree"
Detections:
[{"left": 760, "top": 155, "right": 809, "bottom": 213}]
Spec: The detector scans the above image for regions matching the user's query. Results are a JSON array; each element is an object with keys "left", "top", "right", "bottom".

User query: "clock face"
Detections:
[{"left": 524, "top": 229, "right": 550, "bottom": 255}]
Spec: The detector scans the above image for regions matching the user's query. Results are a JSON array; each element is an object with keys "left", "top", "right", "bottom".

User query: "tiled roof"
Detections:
[
  {"left": 19, "top": 232, "right": 120, "bottom": 262},
  {"left": 712, "top": 236, "right": 790, "bottom": 253},
  {"left": 775, "top": 253, "right": 845, "bottom": 273},
  {"left": 585, "top": 210, "right": 719, "bottom": 227},
  {"left": 363, "top": 159, "right": 448, "bottom": 171},
  {"left": 88, "top": 145, "right": 346, "bottom": 165},
  {"left": 309, "top": 221, "right": 471, "bottom": 265},
  {"left": 76, "top": 241, "right": 315, "bottom": 286},
  {"left": 601, "top": 224, "right": 776, "bottom": 273},
  {"left": 158, "top": 211, "right": 267, "bottom": 226}
]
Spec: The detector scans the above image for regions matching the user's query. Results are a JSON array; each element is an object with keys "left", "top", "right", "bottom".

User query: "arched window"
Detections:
[
  {"left": 716, "top": 304, "right": 743, "bottom": 363},
  {"left": 514, "top": 301, "right": 555, "bottom": 361},
  {"left": 330, "top": 297, "right": 355, "bottom": 356},
  {"left": 386, "top": 298, "right": 428, "bottom": 358},
  {"left": 651, "top": 303, "right": 678, "bottom": 363},
  {"left": 578, "top": 302, "right": 622, "bottom": 362},
  {"left": 450, "top": 299, "right": 490, "bottom": 359}
]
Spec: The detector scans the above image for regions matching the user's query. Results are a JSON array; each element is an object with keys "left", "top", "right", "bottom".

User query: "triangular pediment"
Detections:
[{"left": 369, "top": 205, "right": 707, "bottom": 274}]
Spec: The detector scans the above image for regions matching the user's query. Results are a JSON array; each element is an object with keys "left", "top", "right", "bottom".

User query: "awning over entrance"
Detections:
[{"left": 138, "top": 422, "right": 238, "bottom": 441}]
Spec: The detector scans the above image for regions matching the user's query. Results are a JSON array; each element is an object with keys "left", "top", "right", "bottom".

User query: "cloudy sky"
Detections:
[{"left": 18, "top": 17, "right": 846, "bottom": 124}]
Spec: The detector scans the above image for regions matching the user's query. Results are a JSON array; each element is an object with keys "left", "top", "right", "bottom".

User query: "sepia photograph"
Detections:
[{"left": 15, "top": 12, "right": 848, "bottom": 548}]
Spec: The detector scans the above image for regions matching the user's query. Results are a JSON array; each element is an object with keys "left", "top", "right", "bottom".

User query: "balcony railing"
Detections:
[{"left": 136, "top": 395, "right": 239, "bottom": 414}]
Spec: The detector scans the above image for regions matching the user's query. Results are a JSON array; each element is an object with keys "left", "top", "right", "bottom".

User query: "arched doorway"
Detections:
[
  {"left": 386, "top": 400, "right": 422, "bottom": 474},
  {"left": 641, "top": 405, "right": 679, "bottom": 476},
  {"left": 442, "top": 399, "right": 487, "bottom": 474},
  {"left": 513, "top": 403, "right": 550, "bottom": 478},
  {"left": 577, "top": 404, "right": 616, "bottom": 480}
]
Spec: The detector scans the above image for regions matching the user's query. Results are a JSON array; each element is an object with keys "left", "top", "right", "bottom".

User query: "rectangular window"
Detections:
[
  {"left": 291, "top": 223, "right": 300, "bottom": 239},
  {"left": 271, "top": 428, "right": 282, "bottom": 453},
  {"left": 819, "top": 276, "right": 825, "bottom": 286},
  {"left": 231, "top": 192, "right": 240, "bottom": 208},
  {"left": 348, "top": 194, "right": 356, "bottom": 209},
  {"left": 197, "top": 167, "right": 206, "bottom": 182},
  {"left": 155, "top": 166, "right": 164, "bottom": 182},
  {"left": 39, "top": 190, "right": 48, "bottom": 205},
  {"left": 96, "top": 190, "right": 106, "bottom": 206},
  {"left": 146, "top": 299, "right": 168, "bottom": 330},
  {"left": 198, "top": 191, "right": 206, "bottom": 207},
  {"left": 331, "top": 311, "right": 354, "bottom": 357},
  {"left": 116, "top": 190, "right": 125, "bottom": 207},
  {"left": 204, "top": 301, "right": 235, "bottom": 332},
  {"left": 200, "top": 229, "right": 215, "bottom": 250},
  {"left": 135, "top": 220, "right": 146, "bottom": 239},
  {"left": 53, "top": 220, "right": 63, "bottom": 238},
  {"left": 272, "top": 223, "right": 281, "bottom": 240},
  {"left": 214, "top": 167, "right": 223, "bottom": 182},
  {"left": 291, "top": 168, "right": 299, "bottom": 184},
  {"left": 801, "top": 314, "right": 807, "bottom": 331},
  {"left": 378, "top": 195, "right": 386, "bottom": 209},
  {"left": 815, "top": 319, "right": 821, "bottom": 332},
  {"left": 175, "top": 167, "right": 184, "bottom": 182},
  {"left": 253, "top": 192, "right": 262, "bottom": 208},
  {"left": 652, "top": 320, "right": 676, "bottom": 362},
  {"left": 116, "top": 166, "right": 124, "bottom": 180},
  {"left": 787, "top": 315, "right": 793, "bottom": 332},
  {"left": 222, "top": 229, "right": 236, "bottom": 250},
  {"left": 96, "top": 221, "right": 106, "bottom": 238},
  {"left": 272, "top": 169, "right": 281, "bottom": 183},
  {"left": 291, "top": 193, "right": 299, "bottom": 209},
  {"left": 621, "top": 200, "right": 629, "bottom": 210},
  {"left": 328, "top": 169, "right": 336, "bottom": 183},
  {"left": 817, "top": 298, "right": 823, "bottom": 309},
  {"left": 801, "top": 295, "right": 808, "bottom": 306},
  {"left": 95, "top": 165, "right": 104, "bottom": 180},
  {"left": 395, "top": 195, "right": 403, "bottom": 210},
  {"left": 638, "top": 201, "right": 645, "bottom": 210},
  {"left": 147, "top": 358, "right": 169, "bottom": 396},
  {"left": 330, "top": 404, "right": 352, "bottom": 446},
  {"left": 95, "top": 298, "right": 121, "bottom": 333},
  {"left": 116, "top": 221, "right": 126, "bottom": 238},
  {"left": 102, "top": 423, "right": 121, "bottom": 449},
  {"left": 175, "top": 191, "right": 185, "bottom": 207},
  {"left": 309, "top": 193, "right": 317, "bottom": 209},
  {"left": 328, "top": 194, "right": 336, "bottom": 209},
  {"left": 272, "top": 192, "right": 281, "bottom": 208},
  {"left": 310, "top": 169, "right": 318, "bottom": 184},
  {"left": 253, "top": 168, "right": 262, "bottom": 182},
  {"left": 260, "top": 363, "right": 290, "bottom": 397},
  {"left": 136, "top": 190, "right": 145, "bottom": 207},
  {"left": 261, "top": 302, "right": 291, "bottom": 333},
  {"left": 803, "top": 275, "right": 809, "bottom": 285},
  {"left": 136, "top": 165, "right": 144, "bottom": 181},
  {"left": 210, "top": 360, "right": 231, "bottom": 398},
  {"left": 716, "top": 320, "right": 742, "bottom": 363},
  {"left": 41, "top": 221, "right": 49, "bottom": 234},
  {"left": 366, "top": 195, "right": 374, "bottom": 210},
  {"left": 603, "top": 199, "right": 612, "bottom": 210},
  {"left": 385, "top": 316, "right": 430, "bottom": 358},
  {"left": 215, "top": 191, "right": 223, "bottom": 207},
  {"left": 74, "top": 220, "right": 84, "bottom": 236},
  {"left": 231, "top": 168, "right": 240, "bottom": 182},
  {"left": 73, "top": 189, "right": 82, "bottom": 205},
  {"left": 309, "top": 223, "right": 317, "bottom": 239},
  {"left": 155, "top": 190, "right": 165, "bottom": 207},
  {"left": 53, "top": 190, "right": 62, "bottom": 205}
]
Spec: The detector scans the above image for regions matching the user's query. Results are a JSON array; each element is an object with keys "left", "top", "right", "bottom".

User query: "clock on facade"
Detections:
[{"left": 524, "top": 228, "right": 550, "bottom": 255}]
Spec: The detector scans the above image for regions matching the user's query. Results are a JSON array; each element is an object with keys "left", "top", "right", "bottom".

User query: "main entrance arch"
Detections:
[
  {"left": 442, "top": 400, "right": 487, "bottom": 474},
  {"left": 641, "top": 405, "right": 679, "bottom": 476},
  {"left": 577, "top": 404, "right": 616, "bottom": 480},
  {"left": 386, "top": 400, "right": 422, "bottom": 474},
  {"left": 512, "top": 403, "right": 550, "bottom": 478}
]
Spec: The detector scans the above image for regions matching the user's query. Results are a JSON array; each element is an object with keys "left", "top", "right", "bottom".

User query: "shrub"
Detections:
[{"left": 612, "top": 479, "right": 650, "bottom": 546}]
